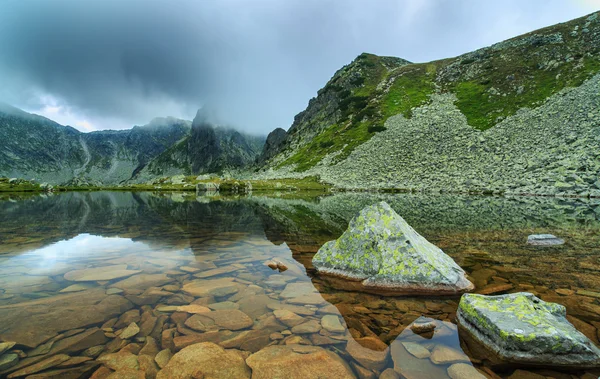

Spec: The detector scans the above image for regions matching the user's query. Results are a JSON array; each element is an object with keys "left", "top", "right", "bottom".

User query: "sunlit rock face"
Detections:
[
  {"left": 457, "top": 292, "right": 600, "bottom": 369},
  {"left": 312, "top": 201, "right": 474, "bottom": 296}
]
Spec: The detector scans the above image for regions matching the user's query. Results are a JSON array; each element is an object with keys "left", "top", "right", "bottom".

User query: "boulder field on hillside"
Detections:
[
  {"left": 312, "top": 201, "right": 474, "bottom": 296},
  {"left": 457, "top": 292, "right": 600, "bottom": 369}
]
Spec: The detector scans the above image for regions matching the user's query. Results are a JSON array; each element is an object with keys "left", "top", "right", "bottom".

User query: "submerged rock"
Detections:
[
  {"left": 312, "top": 202, "right": 473, "bottom": 296},
  {"left": 527, "top": 234, "right": 565, "bottom": 246},
  {"left": 246, "top": 345, "right": 356, "bottom": 379},
  {"left": 156, "top": 342, "right": 250, "bottom": 379},
  {"left": 457, "top": 292, "right": 600, "bottom": 368}
]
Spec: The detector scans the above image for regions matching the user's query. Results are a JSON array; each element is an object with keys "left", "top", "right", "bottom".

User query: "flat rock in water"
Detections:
[
  {"left": 182, "top": 278, "right": 238, "bottom": 297},
  {"left": 0, "top": 353, "right": 18, "bottom": 371},
  {"left": 120, "top": 322, "right": 140, "bottom": 339},
  {"left": 64, "top": 265, "right": 141, "bottom": 282},
  {"left": 457, "top": 292, "right": 600, "bottom": 368},
  {"left": 245, "top": 345, "right": 355, "bottom": 379},
  {"left": 447, "top": 363, "right": 486, "bottom": 379},
  {"left": 0, "top": 341, "right": 16, "bottom": 355},
  {"left": 321, "top": 315, "right": 345, "bottom": 333},
  {"left": 429, "top": 345, "right": 470, "bottom": 365},
  {"left": 527, "top": 234, "right": 565, "bottom": 246},
  {"left": 390, "top": 341, "right": 448, "bottom": 379},
  {"left": 345, "top": 338, "right": 389, "bottom": 371},
  {"left": 312, "top": 202, "right": 474, "bottom": 296},
  {"left": 402, "top": 342, "right": 431, "bottom": 359},
  {"left": 291, "top": 320, "right": 321, "bottom": 334},
  {"left": 109, "top": 274, "right": 173, "bottom": 290},
  {"left": 0, "top": 289, "right": 130, "bottom": 348},
  {"left": 7, "top": 354, "right": 70, "bottom": 378},
  {"left": 156, "top": 342, "right": 250, "bottom": 379}
]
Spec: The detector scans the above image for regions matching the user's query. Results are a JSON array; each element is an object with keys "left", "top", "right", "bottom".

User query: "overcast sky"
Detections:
[{"left": 0, "top": 0, "right": 598, "bottom": 133}]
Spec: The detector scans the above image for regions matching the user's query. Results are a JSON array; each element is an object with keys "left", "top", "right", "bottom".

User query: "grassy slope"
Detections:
[{"left": 272, "top": 12, "right": 600, "bottom": 171}]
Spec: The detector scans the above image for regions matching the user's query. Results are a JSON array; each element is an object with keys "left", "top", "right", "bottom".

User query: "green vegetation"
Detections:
[
  {"left": 268, "top": 12, "right": 600, "bottom": 173},
  {"left": 382, "top": 64, "right": 437, "bottom": 118},
  {"left": 0, "top": 178, "right": 42, "bottom": 192},
  {"left": 278, "top": 120, "right": 376, "bottom": 172},
  {"left": 0, "top": 175, "right": 331, "bottom": 194},
  {"left": 280, "top": 58, "right": 436, "bottom": 172},
  {"left": 452, "top": 55, "right": 600, "bottom": 130}
]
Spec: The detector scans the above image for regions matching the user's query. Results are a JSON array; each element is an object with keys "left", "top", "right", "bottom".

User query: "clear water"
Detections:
[{"left": 0, "top": 191, "right": 599, "bottom": 378}]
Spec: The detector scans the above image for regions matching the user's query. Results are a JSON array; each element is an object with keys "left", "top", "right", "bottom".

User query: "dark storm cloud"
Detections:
[{"left": 0, "top": 0, "right": 597, "bottom": 132}]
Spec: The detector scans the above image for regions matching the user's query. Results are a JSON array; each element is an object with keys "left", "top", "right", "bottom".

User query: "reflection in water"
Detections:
[{"left": 0, "top": 191, "right": 598, "bottom": 378}]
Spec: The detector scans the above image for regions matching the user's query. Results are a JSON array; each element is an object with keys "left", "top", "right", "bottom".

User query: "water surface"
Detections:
[{"left": 0, "top": 191, "right": 599, "bottom": 378}]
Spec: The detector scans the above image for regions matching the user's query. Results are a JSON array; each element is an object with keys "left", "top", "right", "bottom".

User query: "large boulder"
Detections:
[
  {"left": 312, "top": 201, "right": 473, "bottom": 296},
  {"left": 456, "top": 292, "right": 600, "bottom": 369}
]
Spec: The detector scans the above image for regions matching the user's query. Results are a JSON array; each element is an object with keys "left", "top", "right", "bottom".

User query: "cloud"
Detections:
[{"left": 0, "top": 0, "right": 597, "bottom": 133}]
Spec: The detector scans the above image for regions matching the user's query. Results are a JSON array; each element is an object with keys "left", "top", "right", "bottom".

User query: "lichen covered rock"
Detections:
[
  {"left": 312, "top": 201, "right": 473, "bottom": 295},
  {"left": 456, "top": 292, "right": 600, "bottom": 368}
]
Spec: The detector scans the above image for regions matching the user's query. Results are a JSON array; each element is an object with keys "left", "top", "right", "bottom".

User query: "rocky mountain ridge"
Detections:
[
  {"left": 257, "top": 11, "right": 600, "bottom": 197},
  {"left": 0, "top": 104, "right": 264, "bottom": 184},
  {"left": 133, "top": 108, "right": 265, "bottom": 181}
]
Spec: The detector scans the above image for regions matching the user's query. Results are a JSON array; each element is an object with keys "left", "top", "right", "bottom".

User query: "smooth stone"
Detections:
[
  {"left": 115, "top": 310, "right": 141, "bottom": 329},
  {"left": 379, "top": 368, "right": 400, "bottom": 379},
  {"left": 390, "top": 341, "right": 448, "bottom": 379},
  {"left": 291, "top": 320, "right": 321, "bottom": 334},
  {"left": 110, "top": 274, "right": 174, "bottom": 291},
  {"left": 156, "top": 342, "right": 251, "bottom": 379},
  {"left": 457, "top": 292, "right": 600, "bottom": 368},
  {"left": 355, "top": 337, "right": 388, "bottom": 351},
  {"left": 402, "top": 342, "right": 431, "bottom": 359},
  {"left": 120, "top": 322, "right": 140, "bottom": 339},
  {"left": 97, "top": 351, "right": 139, "bottom": 371},
  {"left": 286, "top": 294, "right": 327, "bottom": 305},
  {"left": 527, "top": 234, "right": 565, "bottom": 246},
  {"left": 49, "top": 327, "right": 108, "bottom": 355},
  {"left": 321, "top": 315, "right": 345, "bottom": 333},
  {"left": 7, "top": 354, "right": 70, "bottom": 378},
  {"left": 0, "top": 289, "right": 131, "bottom": 348},
  {"left": 279, "top": 282, "right": 317, "bottom": 299},
  {"left": 273, "top": 309, "right": 305, "bottom": 327},
  {"left": 447, "top": 363, "right": 486, "bottom": 379},
  {"left": 184, "top": 310, "right": 253, "bottom": 331},
  {"left": 194, "top": 266, "right": 240, "bottom": 278},
  {"left": 138, "top": 354, "right": 158, "bottom": 378},
  {"left": 267, "top": 302, "right": 316, "bottom": 316},
  {"left": 477, "top": 283, "right": 513, "bottom": 295},
  {"left": 176, "top": 304, "right": 211, "bottom": 314},
  {"left": 25, "top": 362, "right": 100, "bottom": 378},
  {"left": 57, "top": 356, "right": 93, "bottom": 367},
  {"left": 237, "top": 295, "right": 271, "bottom": 320},
  {"left": 245, "top": 345, "right": 355, "bottom": 379},
  {"left": 181, "top": 278, "right": 238, "bottom": 297},
  {"left": 207, "top": 301, "right": 239, "bottom": 311},
  {"left": 60, "top": 283, "right": 97, "bottom": 293},
  {"left": 154, "top": 349, "right": 172, "bottom": 368},
  {"left": 0, "top": 341, "right": 16, "bottom": 355},
  {"left": 410, "top": 317, "right": 437, "bottom": 334},
  {"left": 312, "top": 201, "right": 474, "bottom": 296},
  {"left": 64, "top": 265, "right": 141, "bottom": 282},
  {"left": 83, "top": 345, "right": 105, "bottom": 358},
  {"left": 0, "top": 354, "right": 19, "bottom": 371},
  {"left": 507, "top": 369, "right": 547, "bottom": 379},
  {"left": 350, "top": 361, "right": 376, "bottom": 379},
  {"left": 429, "top": 345, "right": 470, "bottom": 365},
  {"left": 139, "top": 336, "right": 160, "bottom": 357},
  {"left": 106, "top": 288, "right": 124, "bottom": 295},
  {"left": 345, "top": 338, "right": 389, "bottom": 371},
  {"left": 28, "top": 340, "right": 54, "bottom": 357}
]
